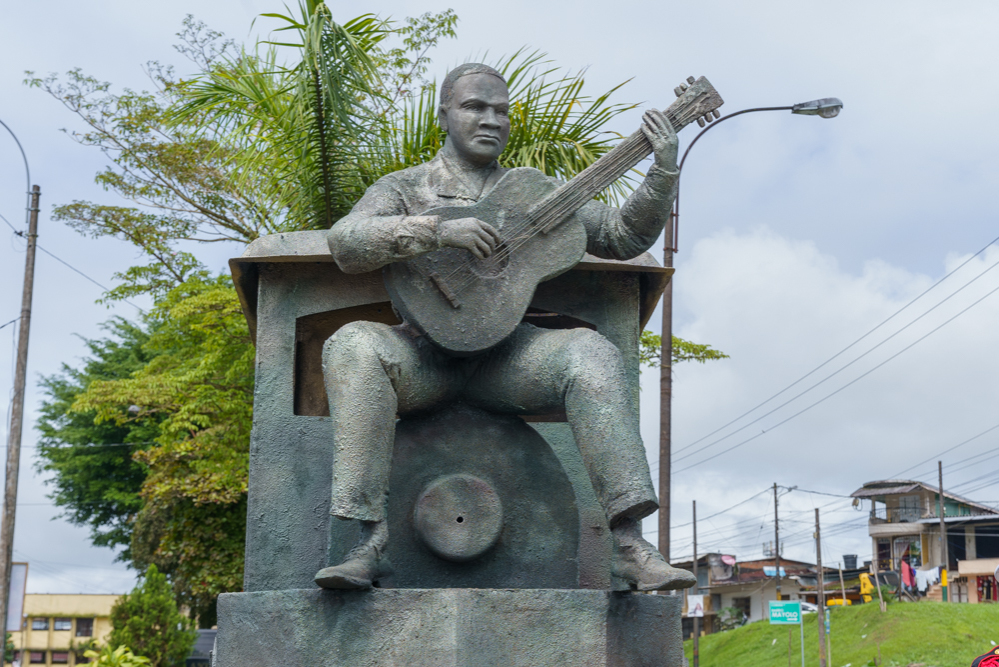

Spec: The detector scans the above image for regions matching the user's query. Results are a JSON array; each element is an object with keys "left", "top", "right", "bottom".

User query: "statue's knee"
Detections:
[
  {"left": 322, "top": 321, "right": 389, "bottom": 367},
  {"left": 563, "top": 328, "right": 625, "bottom": 383}
]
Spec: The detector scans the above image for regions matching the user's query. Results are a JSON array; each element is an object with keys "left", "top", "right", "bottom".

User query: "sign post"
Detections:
[{"left": 769, "top": 600, "right": 804, "bottom": 667}]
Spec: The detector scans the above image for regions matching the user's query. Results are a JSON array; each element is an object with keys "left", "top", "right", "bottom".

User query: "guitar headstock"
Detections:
[{"left": 665, "top": 76, "right": 724, "bottom": 131}]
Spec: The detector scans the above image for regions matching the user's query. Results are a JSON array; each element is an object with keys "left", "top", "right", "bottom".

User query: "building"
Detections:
[
  {"left": 6, "top": 594, "right": 118, "bottom": 666},
  {"left": 852, "top": 479, "right": 999, "bottom": 603},
  {"left": 674, "top": 554, "right": 818, "bottom": 637}
]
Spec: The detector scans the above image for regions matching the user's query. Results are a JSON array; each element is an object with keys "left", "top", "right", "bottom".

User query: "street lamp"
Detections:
[
  {"left": 0, "top": 118, "right": 40, "bottom": 636},
  {"left": 657, "top": 98, "right": 842, "bottom": 565}
]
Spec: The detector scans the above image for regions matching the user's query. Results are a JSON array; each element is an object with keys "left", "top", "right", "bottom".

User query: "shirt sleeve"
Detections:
[
  {"left": 577, "top": 162, "right": 679, "bottom": 261},
  {"left": 326, "top": 177, "right": 441, "bottom": 274}
]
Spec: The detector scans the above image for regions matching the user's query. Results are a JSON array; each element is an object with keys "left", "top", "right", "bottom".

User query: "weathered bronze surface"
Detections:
[{"left": 315, "top": 63, "right": 697, "bottom": 594}]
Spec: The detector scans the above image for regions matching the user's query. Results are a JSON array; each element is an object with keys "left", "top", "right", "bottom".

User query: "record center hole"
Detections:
[{"left": 456, "top": 516, "right": 464, "bottom": 523}]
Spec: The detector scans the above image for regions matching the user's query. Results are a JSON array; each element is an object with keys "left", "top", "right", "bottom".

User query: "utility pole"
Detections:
[
  {"left": 658, "top": 229, "right": 674, "bottom": 565},
  {"left": 0, "top": 185, "right": 40, "bottom": 633},
  {"left": 774, "top": 483, "right": 781, "bottom": 599},
  {"left": 692, "top": 499, "right": 699, "bottom": 667},
  {"left": 815, "top": 508, "right": 827, "bottom": 667},
  {"left": 938, "top": 460, "right": 948, "bottom": 602},
  {"left": 938, "top": 461, "right": 948, "bottom": 569}
]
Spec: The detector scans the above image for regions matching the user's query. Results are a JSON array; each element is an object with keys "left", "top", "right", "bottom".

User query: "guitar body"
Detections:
[{"left": 384, "top": 167, "right": 588, "bottom": 356}]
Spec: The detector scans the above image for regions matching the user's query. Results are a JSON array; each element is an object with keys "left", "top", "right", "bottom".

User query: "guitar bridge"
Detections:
[{"left": 429, "top": 271, "right": 461, "bottom": 309}]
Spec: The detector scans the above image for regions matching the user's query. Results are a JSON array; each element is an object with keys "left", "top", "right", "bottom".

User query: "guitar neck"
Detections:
[{"left": 529, "top": 77, "right": 723, "bottom": 233}]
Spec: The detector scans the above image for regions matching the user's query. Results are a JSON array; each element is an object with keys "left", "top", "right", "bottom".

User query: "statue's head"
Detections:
[{"left": 439, "top": 63, "right": 510, "bottom": 166}]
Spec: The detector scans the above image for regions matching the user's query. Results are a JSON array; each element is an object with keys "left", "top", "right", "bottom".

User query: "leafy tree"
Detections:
[
  {"left": 35, "top": 320, "right": 159, "bottom": 558},
  {"left": 107, "top": 565, "right": 195, "bottom": 667},
  {"left": 83, "top": 645, "right": 151, "bottom": 667},
  {"left": 5, "top": 633, "right": 13, "bottom": 663},
  {"left": 639, "top": 330, "right": 729, "bottom": 368},
  {"left": 73, "top": 276, "right": 252, "bottom": 619}
]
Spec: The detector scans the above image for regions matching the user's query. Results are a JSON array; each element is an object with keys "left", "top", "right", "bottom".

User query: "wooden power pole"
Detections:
[
  {"left": 815, "top": 508, "right": 827, "bottom": 667},
  {"left": 658, "top": 236, "right": 674, "bottom": 564},
  {"left": 774, "top": 483, "right": 781, "bottom": 599},
  {"left": 938, "top": 461, "right": 948, "bottom": 570},
  {"left": 692, "top": 499, "right": 699, "bottom": 667},
  {"left": 0, "top": 184, "right": 40, "bottom": 632}
]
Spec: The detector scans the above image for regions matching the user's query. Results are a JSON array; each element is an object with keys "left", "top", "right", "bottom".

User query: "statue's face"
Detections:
[{"left": 441, "top": 73, "right": 510, "bottom": 165}]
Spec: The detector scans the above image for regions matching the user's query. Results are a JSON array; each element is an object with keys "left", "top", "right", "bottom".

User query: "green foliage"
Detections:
[
  {"left": 639, "top": 330, "right": 730, "bottom": 367},
  {"left": 83, "top": 645, "right": 152, "bottom": 667},
  {"left": 718, "top": 606, "right": 746, "bottom": 631},
  {"left": 685, "top": 602, "right": 999, "bottom": 667},
  {"left": 5, "top": 633, "right": 13, "bottom": 663},
  {"left": 35, "top": 319, "right": 159, "bottom": 557},
  {"left": 108, "top": 565, "right": 196, "bottom": 667},
  {"left": 73, "top": 275, "right": 253, "bottom": 613}
]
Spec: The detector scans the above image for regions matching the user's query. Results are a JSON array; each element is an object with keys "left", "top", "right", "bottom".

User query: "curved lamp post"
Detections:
[{"left": 658, "top": 97, "right": 843, "bottom": 565}]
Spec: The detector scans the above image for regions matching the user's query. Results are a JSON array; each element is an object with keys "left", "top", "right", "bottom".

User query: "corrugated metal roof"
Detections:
[{"left": 851, "top": 484, "right": 919, "bottom": 498}]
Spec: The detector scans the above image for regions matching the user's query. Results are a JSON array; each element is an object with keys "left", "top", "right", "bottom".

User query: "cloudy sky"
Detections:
[{"left": 1, "top": 0, "right": 997, "bottom": 593}]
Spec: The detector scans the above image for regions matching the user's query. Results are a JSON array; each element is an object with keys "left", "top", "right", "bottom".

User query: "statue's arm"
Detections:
[
  {"left": 327, "top": 180, "right": 441, "bottom": 274},
  {"left": 581, "top": 163, "right": 678, "bottom": 261},
  {"left": 580, "top": 109, "right": 679, "bottom": 261}
]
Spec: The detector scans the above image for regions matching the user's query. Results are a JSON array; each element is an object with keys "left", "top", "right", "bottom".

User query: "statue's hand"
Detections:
[
  {"left": 438, "top": 217, "right": 500, "bottom": 259},
  {"left": 642, "top": 109, "right": 678, "bottom": 171}
]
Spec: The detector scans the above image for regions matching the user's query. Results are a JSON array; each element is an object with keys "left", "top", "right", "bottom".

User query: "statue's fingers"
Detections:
[
  {"left": 474, "top": 237, "right": 493, "bottom": 258},
  {"left": 479, "top": 221, "right": 501, "bottom": 244}
]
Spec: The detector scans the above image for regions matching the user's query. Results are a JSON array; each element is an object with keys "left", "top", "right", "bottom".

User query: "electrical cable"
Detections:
[
  {"left": 668, "top": 232, "right": 999, "bottom": 460},
  {"left": 667, "top": 253, "right": 999, "bottom": 469},
  {"left": 674, "top": 279, "right": 999, "bottom": 473},
  {"left": 0, "top": 211, "right": 145, "bottom": 313}
]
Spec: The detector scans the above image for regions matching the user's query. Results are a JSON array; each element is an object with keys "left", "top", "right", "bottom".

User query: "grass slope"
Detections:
[{"left": 686, "top": 602, "right": 999, "bottom": 667}]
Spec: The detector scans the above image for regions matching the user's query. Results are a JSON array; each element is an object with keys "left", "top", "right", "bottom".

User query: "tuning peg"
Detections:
[
  {"left": 674, "top": 86, "right": 683, "bottom": 97},
  {"left": 712, "top": 109, "right": 720, "bottom": 119},
  {"left": 687, "top": 76, "right": 696, "bottom": 84},
  {"left": 680, "top": 82, "right": 689, "bottom": 92},
  {"left": 704, "top": 114, "right": 713, "bottom": 123},
  {"left": 697, "top": 117, "right": 706, "bottom": 127}
]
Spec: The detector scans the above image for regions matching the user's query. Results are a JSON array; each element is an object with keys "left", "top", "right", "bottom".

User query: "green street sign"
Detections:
[{"left": 768, "top": 600, "right": 802, "bottom": 625}]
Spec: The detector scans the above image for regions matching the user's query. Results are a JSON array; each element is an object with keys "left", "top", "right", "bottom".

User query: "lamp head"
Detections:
[{"left": 791, "top": 97, "right": 843, "bottom": 119}]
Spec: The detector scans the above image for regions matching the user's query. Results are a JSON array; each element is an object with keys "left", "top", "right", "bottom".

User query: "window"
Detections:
[
  {"left": 75, "top": 654, "right": 91, "bottom": 664},
  {"left": 30, "top": 617, "right": 48, "bottom": 631},
  {"left": 51, "top": 652, "right": 69, "bottom": 664},
  {"left": 732, "top": 596, "right": 751, "bottom": 619},
  {"left": 76, "top": 617, "right": 94, "bottom": 636},
  {"left": 54, "top": 617, "right": 73, "bottom": 631},
  {"left": 29, "top": 652, "right": 45, "bottom": 664}
]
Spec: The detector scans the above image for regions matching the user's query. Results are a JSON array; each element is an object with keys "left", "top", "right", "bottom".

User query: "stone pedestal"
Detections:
[{"left": 214, "top": 588, "right": 683, "bottom": 667}]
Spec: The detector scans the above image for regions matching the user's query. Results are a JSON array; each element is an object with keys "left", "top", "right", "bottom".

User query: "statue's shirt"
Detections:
[{"left": 328, "top": 151, "right": 678, "bottom": 275}]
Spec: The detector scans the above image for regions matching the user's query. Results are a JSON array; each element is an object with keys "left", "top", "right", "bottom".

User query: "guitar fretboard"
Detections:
[{"left": 525, "top": 80, "right": 721, "bottom": 234}]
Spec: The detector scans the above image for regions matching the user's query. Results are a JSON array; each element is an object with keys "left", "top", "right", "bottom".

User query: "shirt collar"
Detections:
[{"left": 430, "top": 152, "right": 502, "bottom": 200}]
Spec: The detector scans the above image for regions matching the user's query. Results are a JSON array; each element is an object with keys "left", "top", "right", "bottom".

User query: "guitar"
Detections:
[{"left": 384, "top": 76, "right": 724, "bottom": 356}]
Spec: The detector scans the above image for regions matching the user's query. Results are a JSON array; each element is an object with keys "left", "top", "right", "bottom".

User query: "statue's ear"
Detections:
[{"left": 438, "top": 106, "right": 448, "bottom": 134}]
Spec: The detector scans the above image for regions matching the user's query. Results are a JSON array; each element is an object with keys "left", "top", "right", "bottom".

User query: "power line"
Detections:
[
  {"left": 0, "top": 211, "right": 145, "bottom": 313},
  {"left": 665, "top": 253, "right": 999, "bottom": 470},
  {"left": 892, "top": 421, "right": 999, "bottom": 478},
  {"left": 675, "top": 279, "right": 999, "bottom": 473},
  {"left": 669, "top": 231, "right": 999, "bottom": 459}
]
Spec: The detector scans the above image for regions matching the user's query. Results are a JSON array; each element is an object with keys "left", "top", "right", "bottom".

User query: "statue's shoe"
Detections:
[
  {"left": 314, "top": 544, "right": 393, "bottom": 590},
  {"left": 612, "top": 536, "right": 697, "bottom": 592}
]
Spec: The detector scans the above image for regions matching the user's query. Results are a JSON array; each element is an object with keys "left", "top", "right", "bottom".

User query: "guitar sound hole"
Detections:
[{"left": 470, "top": 240, "right": 510, "bottom": 278}]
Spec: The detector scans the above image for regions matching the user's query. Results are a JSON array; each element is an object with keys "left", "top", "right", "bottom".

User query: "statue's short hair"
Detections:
[{"left": 439, "top": 63, "right": 506, "bottom": 112}]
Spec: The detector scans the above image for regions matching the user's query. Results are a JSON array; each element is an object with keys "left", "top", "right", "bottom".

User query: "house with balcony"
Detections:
[{"left": 851, "top": 479, "right": 999, "bottom": 602}]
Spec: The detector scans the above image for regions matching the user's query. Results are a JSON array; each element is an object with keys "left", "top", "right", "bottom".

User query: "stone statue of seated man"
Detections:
[{"left": 314, "top": 63, "right": 695, "bottom": 592}]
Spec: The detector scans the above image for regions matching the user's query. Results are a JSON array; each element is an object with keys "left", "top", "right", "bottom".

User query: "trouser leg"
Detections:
[
  {"left": 322, "top": 321, "right": 454, "bottom": 522},
  {"left": 466, "top": 324, "right": 657, "bottom": 526}
]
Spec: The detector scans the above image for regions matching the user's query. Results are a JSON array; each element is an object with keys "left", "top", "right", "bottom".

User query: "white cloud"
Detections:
[{"left": 642, "top": 228, "right": 999, "bottom": 564}]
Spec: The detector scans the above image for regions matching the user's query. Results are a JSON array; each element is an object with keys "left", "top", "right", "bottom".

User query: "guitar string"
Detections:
[
  {"left": 442, "top": 107, "right": 688, "bottom": 290},
  {"left": 440, "top": 101, "right": 707, "bottom": 295},
  {"left": 438, "top": 104, "right": 693, "bottom": 286},
  {"left": 446, "top": 104, "right": 697, "bottom": 295}
]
